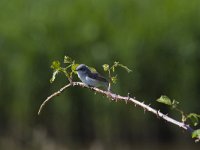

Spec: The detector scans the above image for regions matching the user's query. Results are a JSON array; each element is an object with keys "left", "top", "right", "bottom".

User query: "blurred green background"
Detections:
[{"left": 0, "top": 0, "right": 200, "bottom": 149}]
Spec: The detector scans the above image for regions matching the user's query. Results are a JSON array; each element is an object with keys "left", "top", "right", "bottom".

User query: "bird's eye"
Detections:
[
  {"left": 77, "top": 66, "right": 87, "bottom": 71},
  {"left": 78, "top": 68, "right": 84, "bottom": 71}
]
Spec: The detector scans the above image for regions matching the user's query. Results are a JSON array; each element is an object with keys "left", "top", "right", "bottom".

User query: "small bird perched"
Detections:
[{"left": 76, "top": 64, "right": 109, "bottom": 90}]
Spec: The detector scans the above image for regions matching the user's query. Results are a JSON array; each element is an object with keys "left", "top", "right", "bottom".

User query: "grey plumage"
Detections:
[{"left": 76, "top": 64, "right": 109, "bottom": 89}]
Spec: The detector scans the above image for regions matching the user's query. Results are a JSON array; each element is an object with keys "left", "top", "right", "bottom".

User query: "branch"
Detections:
[
  {"left": 38, "top": 83, "right": 72, "bottom": 115},
  {"left": 38, "top": 81, "right": 199, "bottom": 141}
]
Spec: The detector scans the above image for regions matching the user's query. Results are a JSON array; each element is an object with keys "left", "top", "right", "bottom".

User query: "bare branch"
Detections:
[
  {"left": 38, "top": 81, "right": 199, "bottom": 141},
  {"left": 38, "top": 83, "right": 72, "bottom": 115}
]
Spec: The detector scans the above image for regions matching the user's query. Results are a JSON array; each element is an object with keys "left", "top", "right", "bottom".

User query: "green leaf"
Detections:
[
  {"left": 114, "top": 61, "right": 119, "bottom": 66},
  {"left": 192, "top": 129, "right": 200, "bottom": 139},
  {"left": 112, "top": 61, "right": 119, "bottom": 72},
  {"left": 156, "top": 95, "right": 172, "bottom": 106},
  {"left": 102, "top": 64, "right": 109, "bottom": 71},
  {"left": 71, "top": 64, "right": 80, "bottom": 74},
  {"left": 72, "top": 64, "right": 79, "bottom": 72},
  {"left": 89, "top": 67, "right": 97, "bottom": 73},
  {"left": 51, "top": 61, "right": 61, "bottom": 70},
  {"left": 112, "top": 66, "right": 115, "bottom": 72},
  {"left": 50, "top": 70, "right": 59, "bottom": 83},
  {"left": 49, "top": 61, "right": 61, "bottom": 83},
  {"left": 117, "top": 63, "right": 132, "bottom": 73},
  {"left": 171, "top": 100, "right": 179, "bottom": 109},
  {"left": 64, "top": 56, "right": 73, "bottom": 64},
  {"left": 182, "top": 114, "right": 187, "bottom": 122},
  {"left": 187, "top": 113, "right": 200, "bottom": 126},
  {"left": 111, "top": 75, "right": 117, "bottom": 84}
]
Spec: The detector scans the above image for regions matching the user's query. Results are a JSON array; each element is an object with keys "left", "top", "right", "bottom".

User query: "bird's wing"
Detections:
[{"left": 88, "top": 72, "right": 108, "bottom": 83}]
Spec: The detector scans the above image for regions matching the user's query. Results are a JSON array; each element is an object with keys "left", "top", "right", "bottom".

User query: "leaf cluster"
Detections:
[
  {"left": 102, "top": 62, "right": 132, "bottom": 86},
  {"left": 50, "top": 56, "right": 133, "bottom": 90},
  {"left": 157, "top": 95, "right": 200, "bottom": 140},
  {"left": 50, "top": 56, "right": 79, "bottom": 83}
]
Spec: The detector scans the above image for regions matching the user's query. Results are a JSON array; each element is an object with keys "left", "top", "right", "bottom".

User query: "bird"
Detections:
[{"left": 76, "top": 64, "right": 109, "bottom": 90}]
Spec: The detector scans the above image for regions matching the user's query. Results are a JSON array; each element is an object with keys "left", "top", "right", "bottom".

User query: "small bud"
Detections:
[
  {"left": 64, "top": 56, "right": 73, "bottom": 64},
  {"left": 102, "top": 64, "right": 109, "bottom": 71}
]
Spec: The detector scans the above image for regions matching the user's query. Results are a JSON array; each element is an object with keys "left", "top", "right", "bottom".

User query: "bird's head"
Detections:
[{"left": 76, "top": 64, "right": 91, "bottom": 74}]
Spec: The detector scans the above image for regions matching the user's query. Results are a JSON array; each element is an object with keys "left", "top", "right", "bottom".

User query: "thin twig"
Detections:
[
  {"left": 38, "top": 82, "right": 199, "bottom": 141},
  {"left": 38, "top": 83, "right": 71, "bottom": 115}
]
